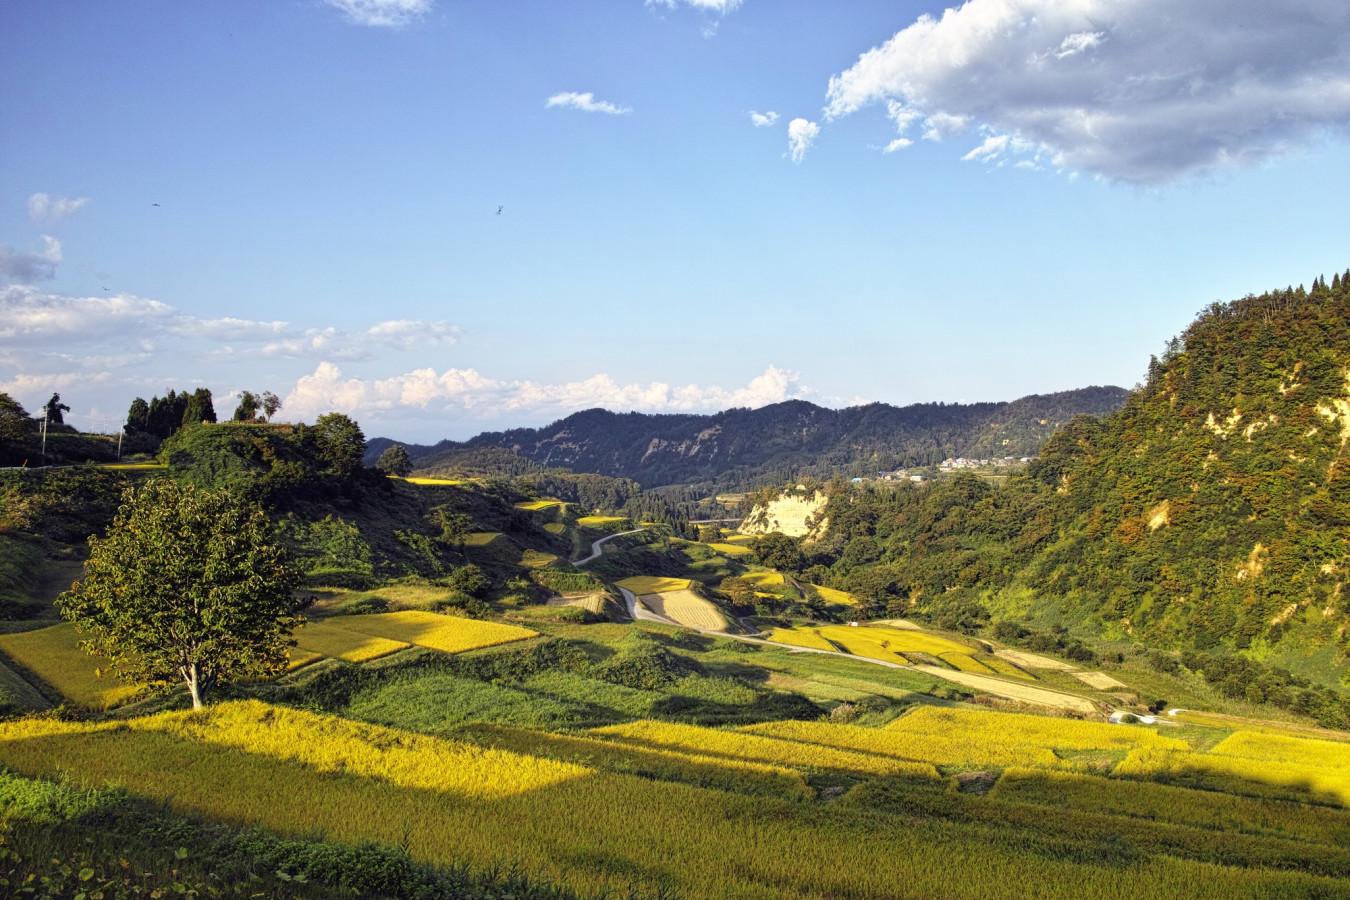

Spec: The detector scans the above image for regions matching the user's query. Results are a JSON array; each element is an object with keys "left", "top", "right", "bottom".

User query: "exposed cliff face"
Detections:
[
  {"left": 740, "top": 490, "right": 829, "bottom": 540},
  {"left": 380, "top": 387, "right": 1128, "bottom": 488}
]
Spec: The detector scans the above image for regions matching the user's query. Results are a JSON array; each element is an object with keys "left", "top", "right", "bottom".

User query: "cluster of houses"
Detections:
[{"left": 936, "top": 455, "right": 1032, "bottom": 471}]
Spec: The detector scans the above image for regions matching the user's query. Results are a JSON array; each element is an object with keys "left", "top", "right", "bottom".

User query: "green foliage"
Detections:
[
  {"left": 591, "top": 632, "right": 704, "bottom": 691},
  {"left": 311, "top": 413, "right": 366, "bottom": 478},
  {"left": 56, "top": 479, "right": 303, "bottom": 707},
  {"left": 445, "top": 563, "right": 490, "bottom": 598},
  {"left": 753, "top": 533, "right": 805, "bottom": 571},
  {"left": 287, "top": 514, "right": 375, "bottom": 578},
  {"left": 375, "top": 443, "right": 413, "bottom": 476}
]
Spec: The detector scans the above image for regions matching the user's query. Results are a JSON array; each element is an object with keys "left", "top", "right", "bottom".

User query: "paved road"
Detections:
[{"left": 572, "top": 528, "right": 648, "bottom": 566}]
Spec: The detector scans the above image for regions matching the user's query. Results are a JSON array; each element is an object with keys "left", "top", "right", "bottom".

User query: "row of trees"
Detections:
[{"left": 126, "top": 389, "right": 284, "bottom": 441}]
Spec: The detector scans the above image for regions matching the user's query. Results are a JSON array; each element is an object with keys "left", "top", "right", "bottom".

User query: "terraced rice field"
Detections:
[
  {"left": 293, "top": 619, "right": 411, "bottom": 663},
  {"left": 519, "top": 549, "right": 559, "bottom": 569},
  {"left": 1074, "top": 671, "right": 1128, "bottom": 690},
  {"left": 576, "top": 515, "right": 628, "bottom": 528},
  {"left": 811, "top": 624, "right": 975, "bottom": 663},
  {"left": 938, "top": 651, "right": 998, "bottom": 674},
  {"left": 0, "top": 622, "right": 139, "bottom": 709},
  {"left": 741, "top": 571, "right": 784, "bottom": 588},
  {"left": 462, "top": 531, "right": 503, "bottom": 547},
  {"left": 1, "top": 702, "right": 1346, "bottom": 897},
  {"left": 398, "top": 476, "right": 466, "bottom": 486},
  {"left": 706, "top": 542, "right": 753, "bottom": 557},
  {"left": 809, "top": 584, "right": 857, "bottom": 605},
  {"left": 638, "top": 589, "right": 729, "bottom": 631},
  {"left": 333, "top": 611, "right": 537, "bottom": 655},
  {"left": 766, "top": 627, "right": 839, "bottom": 652},
  {"left": 515, "top": 499, "right": 565, "bottom": 512},
  {"left": 616, "top": 576, "right": 693, "bottom": 594}
]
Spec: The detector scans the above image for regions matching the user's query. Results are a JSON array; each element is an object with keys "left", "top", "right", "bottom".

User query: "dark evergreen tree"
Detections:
[{"left": 233, "top": 391, "right": 260, "bottom": 422}]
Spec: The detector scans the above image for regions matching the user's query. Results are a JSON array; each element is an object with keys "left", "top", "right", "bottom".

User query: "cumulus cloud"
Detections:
[
  {"left": 27, "top": 193, "right": 89, "bottom": 224},
  {"left": 546, "top": 92, "right": 632, "bottom": 116},
  {"left": 823, "top": 0, "right": 1350, "bottom": 182},
  {"left": 787, "top": 118, "right": 820, "bottom": 163},
  {"left": 282, "top": 362, "right": 803, "bottom": 422},
  {"left": 0, "top": 285, "right": 173, "bottom": 342},
  {"left": 0, "top": 236, "right": 62, "bottom": 283},
  {"left": 882, "top": 138, "right": 913, "bottom": 154},
  {"left": 324, "top": 0, "right": 431, "bottom": 27},
  {"left": 749, "top": 110, "right": 779, "bottom": 128},
  {"left": 366, "top": 319, "right": 459, "bottom": 350}
]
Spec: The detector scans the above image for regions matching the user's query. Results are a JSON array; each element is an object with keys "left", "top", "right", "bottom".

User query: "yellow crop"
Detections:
[
  {"left": 976, "top": 655, "right": 1034, "bottom": 679},
  {"left": 741, "top": 571, "right": 784, "bottom": 587},
  {"left": 809, "top": 584, "right": 857, "bottom": 605},
  {"left": 462, "top": 531, "right": 502, "bottom": 547},
  {"left": 817, "top": 624, "right": 973, "bottom": 658},
  {"left": 576, "top": 515, "right": 628, "bottom": 527},
  {"left": 1115, "top": 747, "right": 1350, "bottom": 806},
  {"left": 742, "top": 719, "right": 1062, "bottom": 769},
  {"left": 0, "top": 623, "right": 139, "bottom": 709},
  {"left": 938, "top": 652, "right": 995, "bottom": 674},
  {"left": 706, "top": 542, "right": 753, "bottom": 557},
  {"left": 286, "top": 649, "right": 325, "bottom": 671},
  {"left": 890, "top": 706, "right": 1187, "bottom": 754},
  {"left": 398, "top": 476, "right": 466, "bottom": 486},
  {"left": 1210, "top": 730, "right": 1350, "bottom": 772},
  {"left": 591, "top": 719, "right": 939, "bottom": 779},
  {"left": 334, "top": 610, "right": 536, "bottom": 654},
  {"left": 519, "top": 549, "right": 559, "bottom": 569},
  {"left": 0, "top": 702, "right": 1340, "bottom": 899},
  {"left": 515, "top": 499, "right": 565, "bottom": 511},
  {"left": 616, "top": 576, "right": 692, "bottom": 594},
  {"left": 293, "top": 620, "right": 410, "bottom": 663},
  {"left": 766, "top": 628, "right": 838, "bottom": 652}
]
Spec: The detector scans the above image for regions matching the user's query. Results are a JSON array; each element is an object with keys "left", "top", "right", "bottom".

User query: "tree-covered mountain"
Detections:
[
  {"left": 812, "top": 271, "right": 1350, "bottom": 698},
  {"left": 369, "top": 387, "right": 1128, "bottom": 490}
]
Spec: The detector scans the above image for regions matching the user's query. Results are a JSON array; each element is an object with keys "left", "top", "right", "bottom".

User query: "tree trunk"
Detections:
[{"left": 185, "top": 662, "right": 203, "bottom": 709}]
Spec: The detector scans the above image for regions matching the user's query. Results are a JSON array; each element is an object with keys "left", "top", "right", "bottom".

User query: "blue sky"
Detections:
[{"left": 2, "top": 0, "right": 1348, "bottom": 440}]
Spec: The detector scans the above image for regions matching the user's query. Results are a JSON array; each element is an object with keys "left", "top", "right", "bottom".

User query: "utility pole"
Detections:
[
  {"left": 40, "top": 411, "right": 48, "bottom": 465},
  {"left": 117, "top": 427, "right": 123, "bottom": 460}
]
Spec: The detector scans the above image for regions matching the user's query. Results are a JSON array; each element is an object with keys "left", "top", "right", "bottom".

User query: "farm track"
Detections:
[{"left": 572, "top": 528, "right": 648, "bottom": 566}]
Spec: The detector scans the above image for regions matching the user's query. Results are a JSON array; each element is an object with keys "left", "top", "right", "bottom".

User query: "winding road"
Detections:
[{"left": 572, "top": 528, "right": 649, "bottom": 566}]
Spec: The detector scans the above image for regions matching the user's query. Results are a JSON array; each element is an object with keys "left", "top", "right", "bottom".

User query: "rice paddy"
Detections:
[
  {"left": 397, "top": 475, "right": 466, "bottom": 486},
  {"left": 462, "top": 531, "right": 503, "bottom": 547},
  {"left": 332, "top": 611, "right": 537, "bottom": 655},
  {"left": 293, "top": 619, "right": 411, "bottom": 663},
  {"left": 514, "top": 499, "right": 565, "bottom": 512},
  {"left": 3, "top": 700, "right": 1339, "bottom": 898},
  {"left": 765, "top": 627, "right": 839, "bottom": 652},
  {"left": 809, "top": 584, "right": 857, "bottom": 605},
  {"left": 0, "top": 622, "right": 139, "bottom": 709},
  {"left": 576, "top": 515, "right": 628, "bottom": 528},
  {"left": 519, "top": 549, "right": 559, "bottom": 569},
  {"left": 706, "top": 542, "right": 753, "bottom": 557}
]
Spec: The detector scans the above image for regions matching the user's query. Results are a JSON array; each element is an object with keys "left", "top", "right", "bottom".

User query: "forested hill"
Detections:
[
  {"left": 369, "top": 387, "right": 1127, "bottom": 489},
  {"left": 813, "top": 270, "right": 1350, "bottom": 689}
]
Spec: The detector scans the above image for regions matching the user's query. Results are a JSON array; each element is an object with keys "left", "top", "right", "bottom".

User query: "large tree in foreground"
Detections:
[{"left": 57, "top": 479, "right": 303, "bottom": 709}]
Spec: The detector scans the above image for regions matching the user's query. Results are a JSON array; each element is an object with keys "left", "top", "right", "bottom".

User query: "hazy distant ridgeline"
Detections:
[{"left": 368, "top": 387, "right": 1128, "bottom": 489}]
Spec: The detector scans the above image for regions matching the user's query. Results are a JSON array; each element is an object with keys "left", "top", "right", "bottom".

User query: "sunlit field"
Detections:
[{"left": 0, "top": 623, "right": 138, "bottom": 709}]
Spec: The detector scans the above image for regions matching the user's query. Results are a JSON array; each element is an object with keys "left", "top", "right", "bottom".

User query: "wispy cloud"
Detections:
[
  {"left": 787, "top": 118, "right": 820, "bottom": 163},
  {"left": 324, "top": 0, "right": 431, "bottom": 28},
  {"left": 0, "top": 237, "right": 62, "bottom": 283},
  {"left": 748, "top": 110, "right": 779, "bottom": 128},
  {"left": 546, "top": 91, "right": 632, "bottom": 116},
  {"left": 27, "top": 193, "right": 89, "bottom": 224}
]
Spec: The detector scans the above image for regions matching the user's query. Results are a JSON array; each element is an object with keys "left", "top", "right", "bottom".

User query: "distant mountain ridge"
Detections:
[{"left": 367, "top": 386, "right": 1129, "bottom": 488}]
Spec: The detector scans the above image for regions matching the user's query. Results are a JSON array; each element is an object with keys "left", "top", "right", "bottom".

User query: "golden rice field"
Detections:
[
  {"left": 0, "top": 622, "right": 139, "bottom": 709},
  {"left": 514, "top": 499, "right": 565, "bottom": 512},
  {"left": 97, "top": 461, "right": 167, "bottom": 471},
  {"left": 809, "top": 584, "right": 858, "bottom": 605},
  {"left": 718, "top": 532, "right": 757, "bottom": 545},
  {"left": 766, "top": 627, "right": 839, "bottom": 652},
  {"left": 816, "top": 624, "right": 975, "bottom": 659},
  {"left": 286, "top": 649, "right": 324, "bottom": 671},
  {"left": 938, "top": 651, "right": 997, "bottom": 674},
  {"left": 706, "top": 542, "right": 753, "bottom": 557},
  {"left": 0, "top": 702, "right": 1345, "bottom": 898},
  {"left": 576, "top": 515, "right": 628, "bottom": 528},
  {"left": 334, "top": 611, "right": 537, "bottom": 655},
  {"left": 397, "top": 475, "right": 466, "bottom": 486},
  {"left": 1210, "top": 730, "right": 1350, "bottom": 772},
  {"left": 741, "top": 571, "right": 784, "bottom": 588},
  {"left": 976, "top": 654, "right": 1035, "bottom": 679},
  {"left": 1114, "top": 746, "right": 1350, "bottom": 806},
  {"left": 519, "top": 549, "right": 559, "bottom": 569},
  {"left": 543, "top": 521, "right": 566, "bottom": 535},
  {"left": 992, "top": 767, "right": 1350, "bottom": 847},
  {"left": 591, "top": 719, "right": 940, "bottom": 780},
  {"left": 459, "top": 723, "right": 813, "bottom": 800},
  {"left": 615, "top": 575, "right": 693, "bottom": 594},
  {"left": 462, "top": 531, "right": 503, "bottom": 547},
  {"left": 637, "top": 590, "right": 729, "bottom": 631},
  {"left": 293, "top": 619, "right": 410, "bottom": 663},
  {"left": 752, "top": 707, "right": 1183, "bottom": 771}
]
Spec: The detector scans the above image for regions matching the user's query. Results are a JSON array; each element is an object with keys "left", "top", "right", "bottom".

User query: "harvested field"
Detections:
[
  {"left": 1074, "top": 671, "right": 1128, "bottom": 690},
  {"left": 911, "top": 665, "right": 1100, "bottom": 713},
  {"left": 995, "top": 648, "right": 1077, "bottom": 671},
  {"left": 638, "top": 590, "right": 729, "bottom": 631}
]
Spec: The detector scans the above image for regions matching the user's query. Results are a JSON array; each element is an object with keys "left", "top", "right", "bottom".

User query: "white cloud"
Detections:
[
  {"left": 823, "top": 0, "right": 1350, "bottom": 182},
  {"left": 647, "top": 0, "right": 743, "bottom": 13},
  {"left": 787, "top": 118, "right": 820, "bottom": 163},
  {"left": 546, "top": 92, "right": 632, "bottom": 116},
  {"left": 27, "top": 193, "right": 89, "bottom": 224},
  {"left": 749, "top": 110, "right": 779, "bottom": 128},
  {"left": 173, "top": 316, "right": 288, "bottom": 340},
  {"left": 0, "top": 236, "right": 62, "bottom": 283},
  {"left": 366, "top": 319, "right": 460, "bottom": 349},
  {"left": 324, "top": 0, "right": 431, "bottom": 27},
  {"left": 0, "top": 370, "right": 112, "bottom": 397},
  {"left": 282, "top": 362, "right": 803, "bottom": 422},
  {"left": 883, "top": 138, "right": 913, "bottom": 154},
  {"left": 961, "top": 134, "right": 1010, "bottom": 162},
  {"left": 0, "top": 285, "right": 172, "bottom": 341}
]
